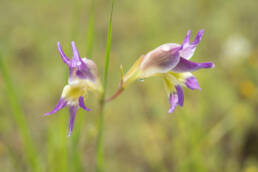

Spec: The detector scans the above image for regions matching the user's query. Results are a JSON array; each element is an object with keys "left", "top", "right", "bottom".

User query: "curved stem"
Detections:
[
  {"left": 105, "top": 82, "right": 124, "bottom": 102},
  {"left": 106, "top": 88, "right": 124, "bottom": 102}
]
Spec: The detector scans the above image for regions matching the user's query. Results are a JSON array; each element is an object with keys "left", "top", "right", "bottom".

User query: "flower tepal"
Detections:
[
  {"left": 45, "top": 41, "right": 102, "bottom": 136},
  {"left": 121, "top": 29, "right": 215, "bottom": 113}
]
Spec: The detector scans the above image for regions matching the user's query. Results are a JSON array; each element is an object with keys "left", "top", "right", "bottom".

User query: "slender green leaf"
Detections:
[
  {"left": 96, "top": 0, "right": 115, "bottom": 171},
  {"left": 0, "top": 50, "right": 42, "bottom": 172}
]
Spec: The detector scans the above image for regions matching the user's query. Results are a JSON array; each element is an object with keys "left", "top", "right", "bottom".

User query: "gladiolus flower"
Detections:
[
  {"left": 119, "top": 30, "right": 214, "bottom": 113},
  {"left": 45, "top": 41, "right": 102, "bottom": 136}
]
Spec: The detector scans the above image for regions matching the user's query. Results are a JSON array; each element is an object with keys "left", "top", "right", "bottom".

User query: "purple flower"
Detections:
[
  {"left": 121, "top": 30, "right": 214, "bottom": 113},
  {"left": 45, "top": 42, "right": 102, "bottom": 136}
]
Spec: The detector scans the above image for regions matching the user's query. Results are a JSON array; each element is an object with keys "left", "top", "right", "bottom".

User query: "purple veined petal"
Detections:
[
  {"left": 57, "top": 42, "right": 71, "bottom": 66},
  {"left": 185, "top": 76, "right": 201, "bottom": 90},
  {"left": 192, "top": 29, "right": 204, "bottom": 46},
  {"left": 68, "top": 63, "right": 94, "bottom": 82},
  {"left": 171, "top": 57, "right": 215, "bottom": 73},
  {"left": 76, "top": 62, "right": 94, "bottom": 80},
  {"left": 140, "top": 44, "right": 182, "bottom": 75},
  {"left": 68, "top": 105, "right": 78, "bottom": 137},
  {"left": 44, "top": 98, "right": 67, "bottom": 116},
  {"left": 168, "top": 93, "right": 178, "bottom": 113},
  {"left": 175, "top": 85, "right": 184, "bottom": 106},
  {"left": 76, "top": 69, "right": 89, "bottom": 79},
  {"left": 79, "top": 96, "right": 91, "bottom": 111},
  {"left": 157, "top": 46, "right": 182, "bottom": 71}
]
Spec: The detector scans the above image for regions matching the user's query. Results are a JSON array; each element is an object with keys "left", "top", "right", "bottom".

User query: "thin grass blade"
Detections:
[
  {"left": 96, "top": 0, "right": 115, "bottom": 171},
  {"left": 0, "top": 50, "right": 42, "bottom": 172}
]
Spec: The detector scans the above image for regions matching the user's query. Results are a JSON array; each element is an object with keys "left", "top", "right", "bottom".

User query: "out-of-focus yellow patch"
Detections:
[
  {"left": 243, "top": 165, "right": 258, "bottom": 172},
  {"left": 248, "top": 50, "right": 258, "bottom": 67},
  {"left": 240, "top": 80, "right": 256, "bottom": 99}
]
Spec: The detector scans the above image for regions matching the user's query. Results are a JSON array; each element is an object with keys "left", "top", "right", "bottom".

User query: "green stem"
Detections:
[
  {"left": 96, "top": 0, "right": 115, "bottom": 171},
  {"left": 96, "top": 99, "right": 105, "bottom": 172},
  {"left": 0, "top": 50, "right": 42, "bottom": 171}
]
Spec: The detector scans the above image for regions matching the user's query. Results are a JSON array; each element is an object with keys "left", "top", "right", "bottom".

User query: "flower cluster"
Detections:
[
  {"left": 46, "top": 30, "right": 214, "bottom": 136},
  {"left": 45, "top": 42, "right": 102, "bottom": 136}
]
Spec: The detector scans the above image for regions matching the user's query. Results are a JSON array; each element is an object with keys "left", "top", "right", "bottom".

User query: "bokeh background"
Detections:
[{"left": 0, "top": 0, "right": 258, "bottom": 171}]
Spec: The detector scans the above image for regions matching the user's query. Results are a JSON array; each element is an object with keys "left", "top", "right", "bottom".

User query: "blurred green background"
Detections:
[{"left": 0, "top": 0, "right": 258, "bottom": 171}]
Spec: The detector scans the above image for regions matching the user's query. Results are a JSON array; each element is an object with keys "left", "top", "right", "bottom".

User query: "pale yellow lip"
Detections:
[{"left": 62, "top": 82, "right": 88, "bottom": 102}]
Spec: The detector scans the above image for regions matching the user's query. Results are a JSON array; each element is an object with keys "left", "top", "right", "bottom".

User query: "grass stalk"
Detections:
[
  {"left": 96, "top": 0, "right": 115, "bottom": 171},
  {"left": 0, "top": 51, "right": 42, "bottom": 171}
]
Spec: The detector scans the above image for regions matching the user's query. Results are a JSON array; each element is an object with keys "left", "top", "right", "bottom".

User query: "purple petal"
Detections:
[
  {"left": 76, "top": 63, "right": 93, "bottom": 80},
  {"left": 71, "top": 41, "right": 82, "bottom": 65},
  {"left": 168, "top": 93, "right": 178, "bottom": 113},
  {"left": 57, "top": 42, "right": 71, "bottom": 66},
  {"left": 44, "top": 98, "right": 67, "bottom": 116},
  {"left": 179, "top": 29, "right": 204, "bottom": 60},
  {"left": 139, "top": 44, "right": 182, "bottom": 75},
  {"left": 76, "top": 69, "right": 89, "bottom": 79},
  {"left": 171, "top": 57, "right": 215, "bottom": 73},
  {"left": 71, "top": 42, "right": 94, "bottom": 80},
  {"left": 64, "top": 42, "right": 94, "bottom": 81},
  {"left": 192, "top": 29, "right": 204, "bottom": 46},
  {"left": 68, "top": 106, "right": 78, "bottom": 137},
  {"left": 175, "top": 85, "right": 184, "bottom": 106},
  {"left": 167, "top": 85, "right": 184, "bottom": 113},
  {"left": 159, "top": 46, "right": 182, "bottom": 70},
  {"left": 182, "top": 30, "right": 191, "bottom": 46},
  {"left": 79, "top": 96, "right": 91, "bottom": 111},
  {"left": 179, "top": 45, "right": 196, "bottom": 60},
  {"left": 185, "top": 76, "right": 201, "bottom": 90}
]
